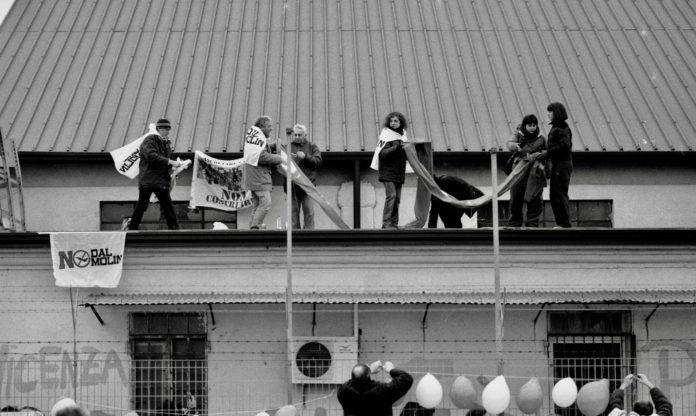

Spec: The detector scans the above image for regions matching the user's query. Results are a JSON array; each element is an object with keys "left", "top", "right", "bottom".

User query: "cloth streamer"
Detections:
[
  {"left": 402, "top": 142, "right": 533, "bottom": 228},
  {"left": 276, "top": 145, "right": 351, "bottom": 230}
]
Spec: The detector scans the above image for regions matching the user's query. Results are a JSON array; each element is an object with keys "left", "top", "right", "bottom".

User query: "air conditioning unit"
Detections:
[{"left": 291, "top": 337, "right": 358, "bottom": 384}]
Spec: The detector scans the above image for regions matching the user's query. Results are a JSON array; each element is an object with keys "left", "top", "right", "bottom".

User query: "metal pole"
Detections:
[
  {"left": 285, "top": 131, "right": 294, "bottom": 404},
  {"left": 69, "top": 287, "right": 78, "bottom": 399},
  {"left": 490, "top": 149, "right": 504, "bottom": 375}
]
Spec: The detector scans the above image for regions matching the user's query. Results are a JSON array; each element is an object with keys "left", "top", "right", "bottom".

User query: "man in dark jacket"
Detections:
[
  {"left": 428, "top": 175, "right": 484, "bottom": 229},
  {"left": 128, "top": 119, "right": 183, "bottom": 230},
  {"left": 287, "top": 123, "right": 322, "bottom": 229},
  {"left": 338, "top": 360, "right": 413, "bottom": 416},
  {"left": 608, "top": 374, "right": 672, "bottom": 416}
]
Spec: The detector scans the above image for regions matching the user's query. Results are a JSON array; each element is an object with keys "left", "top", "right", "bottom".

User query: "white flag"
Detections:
[
  {"left": 50, "top": 232, "right": 126, "bottom": 288},
  {"left": 110, "top": 124, "right": 158, "bottom": 179},
  {"left": 242, "top": 126, "right": 267, "bottom": 166}
]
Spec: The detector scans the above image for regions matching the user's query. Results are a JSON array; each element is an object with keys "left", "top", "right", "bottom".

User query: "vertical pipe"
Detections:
[
  {"left": 353, "top": 159, "right": 361, "bottom": 229},
  {"left": 285, "top": 130, "right": 294, "bottom": 404},
  {"left": 490, "top": 149, "right": 504, "bottom": 375},
  {"left": 69, "top": 287, "right": 78, "bottom": 400}
]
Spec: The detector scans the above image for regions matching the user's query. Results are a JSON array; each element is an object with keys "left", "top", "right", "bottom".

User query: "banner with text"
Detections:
[
  {"left": 50, "top": 232, "right": 126, "bottom": 288},
  {"left": 190, "top": 151, "right": 252, "bottom": 211}
]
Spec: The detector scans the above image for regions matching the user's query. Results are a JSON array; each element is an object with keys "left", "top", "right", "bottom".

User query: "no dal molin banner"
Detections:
[
  {"left": 50, "top": 232, "right": 126, "bottom": 288},
  {"left": 190, "top": 151, "right": 252, "bottom": 211}
]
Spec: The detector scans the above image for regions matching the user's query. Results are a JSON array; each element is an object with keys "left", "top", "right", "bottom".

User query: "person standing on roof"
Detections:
[{"left": 128, "top": 118, "right": 182, "bottom": 230}]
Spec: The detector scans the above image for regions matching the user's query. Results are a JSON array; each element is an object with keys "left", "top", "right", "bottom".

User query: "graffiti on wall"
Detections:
[
  {"left": 0, "top": 344, "right": 128, "bottom": 395},
  {"left": 640, "top": 341, "right": 696, "bottom": 387}
]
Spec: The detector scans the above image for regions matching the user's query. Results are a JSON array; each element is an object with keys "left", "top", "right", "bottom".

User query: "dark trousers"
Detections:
[
  {"left": 549, "top": 160, "right": 573, "bottom": 228},
  {"left": 129, "top": 187, "right": 179, "bottom": 230},
  {"left": 508, "top": 175, "right": 543, "bottom": 227},
  {"left": 382, "top": 181, "right": 402, "bottom": 228}
]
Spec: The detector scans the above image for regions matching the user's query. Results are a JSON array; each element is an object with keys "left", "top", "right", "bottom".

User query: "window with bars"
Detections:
[
  {"left": 548, "top": 311, "right": 635, "bottom": 416},
  {"left": 101, "top": 201, "right": 237, "bottom": 230},
  {"left": 130, "top": 313, "right": 208, "bottom": 416},
  {"left": 477, "top": 200, "right": 613, "bottom": 228}
]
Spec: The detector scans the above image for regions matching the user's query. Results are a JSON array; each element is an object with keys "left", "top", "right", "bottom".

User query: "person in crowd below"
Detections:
[
  {"left": 428, "top": 174, "right": 484, "bottom": 229},
  {"left": 505, "top": 114, "right": 547, "bottom": 227},
  {"left": 243, "top": 115, "right": 282, "bottom": 230},
  {"left": 337, "top": 360, "right": 413, "bottom": 416},
  {"left": 377, "top": 112, "right": 409, "bottom": 229},
  {"left": 287, "top": 123, "right": 322, "bottom": 229},
  {"left": 540, "top": 102, "right": 573, "bottom": 228},
  {"left": 608, "top": 373, "right": 672, "bottom": 416},
  {"left": 128, "top": 118, "right": 182, "bottom": 230}
]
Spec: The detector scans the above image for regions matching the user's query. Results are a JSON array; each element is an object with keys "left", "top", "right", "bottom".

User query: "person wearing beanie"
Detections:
[
  {"left": 505, "top": 114, "right": 547, "bottom": 227},
  {"left": 128, "top": 118, "right": 182, "bottom": 230},
  {"left": 608, "top": 374, "right": 672, "bottom": 416},
  {"left": 337, "top": 360, "right": 413, "bottom": 416},
  {"left": 539, "top": 102, "right": 573, "bottom": 228}
]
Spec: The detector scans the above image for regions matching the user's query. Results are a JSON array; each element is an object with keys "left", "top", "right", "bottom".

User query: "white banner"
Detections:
[
  {"left": 370, "top": 128, "right": 412, "bottom": 173},
  {"left": 50, "top": 232, "right": 126, "bottom": 288},
  {"left": 242, "top": 126, "right": 267, "bottom": 166},
  {"left": 190, "top": 151, "right": 253, "bottom": 211},
  {"left": 110, "top": 124, "right": 158, "bottom": 179}
]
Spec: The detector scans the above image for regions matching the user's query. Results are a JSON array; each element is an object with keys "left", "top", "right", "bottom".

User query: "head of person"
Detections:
[
  {"left": 350, "top": 363, "right": 372, "bottom": 387},
  {"left": 54, "top": 407, "right": 89, "bottom": 416},
  {"left": 632, "top": 401, "right": 654, "bottom": 416},
  {"left": 156, "top": 118, "right": 172, "bottom": 137},
  {"left": 254, "top": 115, "right": 273, "bottom": 138},
  {"left": 383, "top": 112, "right": 407, "bottom": 134},
  {"left": 546, "top": 102, "right": 568, "bottom": 125},
  {"left": 292, "top": 124, "right": 308, "bottom": 144},
  {"left": 521, "top": 114, "right": 539, "bottom": 137}
]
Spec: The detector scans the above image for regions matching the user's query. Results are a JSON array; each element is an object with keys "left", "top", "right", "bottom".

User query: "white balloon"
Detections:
[
  {"left": 276, "top": 405, "right": 297, "bottom": 416},
  {"left": 416, "top": 373, "right": 443, "bottom": 409},
  {"left": 481, "top": 375, "right": 511, "bottom": 415},
  {"left": 552, "top": 377, "right": 578, "bottom": 408},
  {"left": 51, "top": 398, "right": 77, "bottom": 416}
]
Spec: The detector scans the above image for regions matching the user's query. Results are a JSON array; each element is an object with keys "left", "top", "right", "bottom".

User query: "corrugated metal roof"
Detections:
[
  {"left": 84, "top": 289, "right": 696, "bottom": 306},
  {"left": 1, "top": 0, "right": 695, "bottom": 153}
]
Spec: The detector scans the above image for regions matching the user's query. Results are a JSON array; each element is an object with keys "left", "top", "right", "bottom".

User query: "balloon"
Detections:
[
  {"left": 276, "top": 405, "right": 296, "bottom": 416},
  {"left": 576, "top": 379, "right": 610, "bottom": 416},
  {"left": 481, "top": 375, "right": 511, "bottom": 415},
  {"left": 450, "top": 376, "right": 478, "bottom": 409},
  {"left": 254, "top": 413, "right": 270, "bottom": 416},
  {"left": 517, "top": 377, "right": 544, "bottom": 414},
  {"left": 51, "top": 398, "right": 77, "bottom": 416},
  {"left": 416, "top": 373, "right": 443, "bottom": 409},
  {"left": 552, "top": 377, "right": 578, "bottom": 408}
]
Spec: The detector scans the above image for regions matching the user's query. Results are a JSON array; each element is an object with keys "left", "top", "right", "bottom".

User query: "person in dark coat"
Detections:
[
  {"left": 505, "top": 114, "right": 547, "bottom": 227},
  {"left": 337, "top": 360, "right": 413, "bottom": 416},
  {"left": 428, "top": 175, "right": 484, "bottom": 228},
  {"left": 541, "top": 102, "right": 573, "bottom": 228},
  {"left": 128, "top": 118, "right": 183, "bottom": 230},
  {"left": 377, "top": 112, "right": 409, "bottom": 229},
  {"left": 608, "top": 374, "right": 672, "bottom": 416},
  {"left": 287, "top": 123, "right": 322, "bottom": 229}
]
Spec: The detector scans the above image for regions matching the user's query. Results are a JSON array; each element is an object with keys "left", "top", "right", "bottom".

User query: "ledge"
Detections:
[{"left": 2, "top": 228, "right": 695, "bottom": 249}]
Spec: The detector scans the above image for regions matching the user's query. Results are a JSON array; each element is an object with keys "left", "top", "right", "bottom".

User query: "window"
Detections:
[
  {"left": 477, "top": 200, "right": 613, "bottom": 228},
  {"left": 130, "top": 313, "right": 208, "bottom": 416},
  {"left": 548, "top": 311, "right": 634, "bottom": 416},
  {"left": 101, "top": 201, "right": 237, "bottom": 230}
]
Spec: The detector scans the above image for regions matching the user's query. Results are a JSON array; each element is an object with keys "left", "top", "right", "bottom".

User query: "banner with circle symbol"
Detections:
[{"left": 50, "top": 232, "right": 126, "bottom": 288}]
